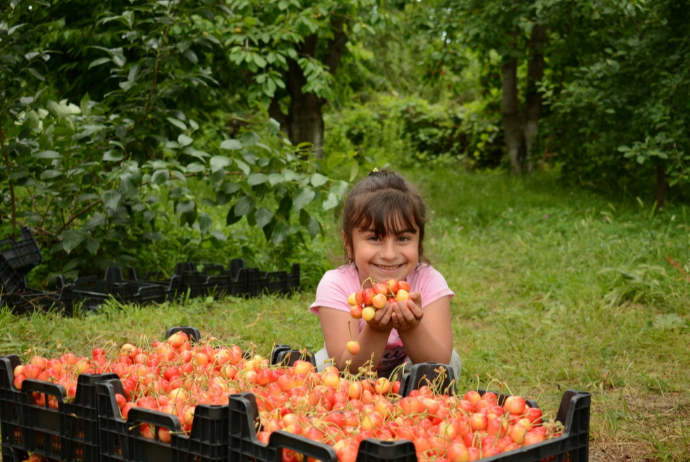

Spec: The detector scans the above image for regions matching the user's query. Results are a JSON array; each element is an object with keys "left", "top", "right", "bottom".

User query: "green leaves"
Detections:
[
  {"left": 61, "top": 230, "right": 85, "bottom": 254},
  {"left": 247, "top": 173, "right": 268, "bottom": 185},
  {"left": 220, "top": 139, "right": 242, "bottom": 150},
  {"left": 176, "top": 200, "right": 196, "bottom": 214},
  {"left": 198, "top": 212, "right": 213, "bottom": 234},
  {"left": 102, "top": 191, "right": 122, "bottom": 211},
  {"left": 167, "top": 117, "right": 188, "bottom": 131},
  {"left": 255, "top": 207, "right": 274, "bottom": 228},
  {"left": 32, "top": 150, "right": 61, "bottom": 158},
  {"left": 210, "top": 156, "right": 232, "bottom": 172},
  {"left": 311, "top": 173, "right": 329, "bottom": 187},
  {"left": 151, "top": 170, "right": 170, "bottom": 185},
  {"left": 293, "top": 188, "right": 316, "bottom": 210},
  {"left": 234, "top": 195, "right": 256, "bottom": 216}
]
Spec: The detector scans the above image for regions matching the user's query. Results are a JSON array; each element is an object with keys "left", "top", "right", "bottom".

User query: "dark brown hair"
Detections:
[{"left": 341, "top": 169, "right": 428, "bottom": 263}]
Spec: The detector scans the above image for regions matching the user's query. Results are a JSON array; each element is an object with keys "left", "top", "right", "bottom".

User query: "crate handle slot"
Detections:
[
  {"left": 127, "top": 408, "right": 183, "bottom": 434},
  {"left": 22, "top": 378, "right": 66, "bottom": 404},
  {"left": 268, "top": 430, "right": 337, "bottom": 462}
]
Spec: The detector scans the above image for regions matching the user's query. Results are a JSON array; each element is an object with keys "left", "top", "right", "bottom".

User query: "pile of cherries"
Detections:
[{"left": 12, "top": 332, "right": 562, "bottom": 462}]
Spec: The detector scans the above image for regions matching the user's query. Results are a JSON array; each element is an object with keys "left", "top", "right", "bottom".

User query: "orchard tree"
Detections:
[
  {"left": 225, "top": 0, "right": 391, "bottom": 158},
  {"left": 416, "top": 0, "right": 547, "bottom": 174},
  {"left": 543, "top": 0, "right": 690, "bottom": 205}
]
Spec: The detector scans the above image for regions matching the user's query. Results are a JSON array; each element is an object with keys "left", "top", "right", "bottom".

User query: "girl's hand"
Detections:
[
  {"left": 391, "top": 291, "right": 423, "bottom": 331},
  {"left": 366, "top": 303, "right": 394, "bottom": 332}
]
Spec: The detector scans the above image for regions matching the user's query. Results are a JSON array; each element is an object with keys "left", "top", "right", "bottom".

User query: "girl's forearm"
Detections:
[
  {"left": 335, "top": 326, "right": 390, "bottom": 371},
  {"left": 399, "top": 323, "right": 452, "bottom": 365}
]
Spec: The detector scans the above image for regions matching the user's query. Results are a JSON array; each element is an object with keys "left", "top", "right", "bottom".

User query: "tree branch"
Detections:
[
  {"left": 55, "top": 199, "right": 103, "bottom": 236},
  {"left": 143, "top": 0, "right": 184, "bottom": 116},
  {"left": 26, "top": 185, "right": 40, "bottom": 219}
]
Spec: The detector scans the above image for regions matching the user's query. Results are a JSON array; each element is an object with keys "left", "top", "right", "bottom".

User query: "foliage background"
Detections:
[{"left": 2, "top": 0, "right": 690, "bottom": 287}]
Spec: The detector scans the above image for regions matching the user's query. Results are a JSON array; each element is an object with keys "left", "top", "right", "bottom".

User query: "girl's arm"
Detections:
[
  {"left": 394, "top": 294, "right": 453, "bottom": 365},
  {"left": 318, "top": 305, "right": 393, "bottom": 371}
]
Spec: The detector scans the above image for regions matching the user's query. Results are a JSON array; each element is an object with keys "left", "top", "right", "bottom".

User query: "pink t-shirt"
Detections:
[{"left": 310, "top": 263, "right": 454, "bottom": 377}]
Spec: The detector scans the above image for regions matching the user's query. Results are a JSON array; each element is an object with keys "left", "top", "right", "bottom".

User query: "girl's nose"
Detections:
[{"left": 379, "top": 238, "right": 397, "bottom": 260}]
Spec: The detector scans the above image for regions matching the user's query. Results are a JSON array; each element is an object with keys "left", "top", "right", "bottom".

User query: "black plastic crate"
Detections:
[
  {"left": 399, "top": 362, "right": 456, "bottom": 397},
  {"left": 203, "top": 259, "right": 261, "bottom": 298},
  {"left": 287, "top": 263, "right": 300, "bottom": 292},
  {"left": 259, "top": 271, "right": 289, "bottom": 296},
  {"left": 127, "top": 266, "right": 181, "bottom": 302},
  {"left": 0, "top": 354, "right": 119, "bottom": 462},
  {"left": 171, "top": 262, "right": 209, "bottom": 299},
  {"left": 0, "top": 255, "right": 28, "bottom": 295},
  {"left": 243, "top": 268, "right": 261, "bottom": 297},
  {"left": 164, "top": 325, "right": 202, "bottom": 343},
  {"left": 214, "top": 258, "right": 261, "bottom": 298},
  {"left": 0, "top": 227, "right": 44, "bottom": 274},
  {"left": 70, "top": 267, "right": 165, "bottom": 309},
  {"left": 269, "top": 344, "right": 316, "bottom": 367},
  {"left": 259, "top": 263, "right": 300, "bottom": 296},
  {"left": 6, "top": 282, "right": 75, "bottom": 316},
  {"left": 1, "top": 445, "right": 30, "bottom": 462},
  {"left": 0, "top": 356, "right": 27, "bottom": 454},
  {"left": 229, "top": 388, "right": 590, "bottom": 462},
  {"left": 228, "top": 392, "right": 418, "bottom": 462},
  {"left": 476, "top": 390, "right": 590, "bottom": 462},
  {"left": 205, "top": 275, "right": 233, "bottom": 299},
  {"left": 97, "top": 378, "right": 230, "bottom": 462}
]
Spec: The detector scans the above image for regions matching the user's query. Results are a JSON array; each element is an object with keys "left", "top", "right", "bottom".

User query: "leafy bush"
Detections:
[
  {"left": 324, "top": 93, "right": 502, "bottom": 169},
  {"left": 0, "top": 0, "right": 349, "bottom": 288}
]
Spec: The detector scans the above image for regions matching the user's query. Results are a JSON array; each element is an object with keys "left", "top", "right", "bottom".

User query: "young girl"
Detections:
[{"left": 310, "top": 169, "right": 461, "bottom": 378}]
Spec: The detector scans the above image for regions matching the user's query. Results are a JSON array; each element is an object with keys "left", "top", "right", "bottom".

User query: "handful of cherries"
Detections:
[{"left": 345, "top": 279, "right": 411, "bottom": 355}]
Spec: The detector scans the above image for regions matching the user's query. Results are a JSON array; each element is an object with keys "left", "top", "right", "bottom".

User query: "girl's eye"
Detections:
[
  {"left": 367, "top": 235, "right": 380, "bottom": 242},
  {"left": 398, "top": 235, "right": 410, "bottom": 242}
]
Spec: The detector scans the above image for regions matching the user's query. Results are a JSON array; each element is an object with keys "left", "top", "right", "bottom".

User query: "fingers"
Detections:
[
  {"left": 370, "top": 304, "right": 392, "bottom": 328},
  {"left": 395, "top": 301, "right": 418, "bottom": 324},
  {"left": 377, "top": 304, "right": 392, "bottom": 326},
  {"left": 397, "top": 298, "right": 423, "bottom": 321},
  {"left": 410, "top": 291, "right": 422, "bottom": 307},
  {"left": 391, "top": 301, "right": 424, "bottom": 331}
]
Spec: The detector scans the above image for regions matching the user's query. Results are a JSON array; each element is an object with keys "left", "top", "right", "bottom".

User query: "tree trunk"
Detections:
[
  {"left": 523, "top": 24, "right": 547, "bottom": 174},
  {"left": 270, "top": 19, "right": 347, "bottom": 159},
  {"left": 502, "top": 30, "right": 525, "bottom": 174},
  {"left": 655, "top": 162, "right": 666, "bottom": 207}
]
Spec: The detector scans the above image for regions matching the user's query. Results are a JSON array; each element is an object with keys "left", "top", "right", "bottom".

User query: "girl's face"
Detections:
[{"left": 347, "top": 221, "right": 420, "bottom": 284}]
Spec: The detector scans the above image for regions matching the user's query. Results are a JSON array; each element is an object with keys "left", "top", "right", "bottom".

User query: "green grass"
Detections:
[{"left": 2, "top": 168, "right": 690, "bottom": 461}]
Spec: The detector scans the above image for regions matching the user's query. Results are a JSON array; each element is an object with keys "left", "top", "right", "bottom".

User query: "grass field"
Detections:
[{"left": 2, "top": 168, "right": 690, "bottom": 461}]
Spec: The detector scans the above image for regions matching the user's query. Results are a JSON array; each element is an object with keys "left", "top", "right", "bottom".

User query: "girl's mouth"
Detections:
[{"left": 373, "top": 263, "right": 404, "bottom": 271}]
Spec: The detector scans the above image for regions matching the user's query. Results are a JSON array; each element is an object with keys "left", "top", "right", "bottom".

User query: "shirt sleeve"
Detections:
[
  {"left": 415, "top": 265, "right": 454, "bottom": 308},
  {"left": 309, "top": 269, "right": 353, "bottom": 316}
]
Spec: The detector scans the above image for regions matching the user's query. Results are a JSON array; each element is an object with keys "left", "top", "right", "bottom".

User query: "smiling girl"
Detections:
[{"left": 310, "top": 169, "right": 461, "bottom": 378}]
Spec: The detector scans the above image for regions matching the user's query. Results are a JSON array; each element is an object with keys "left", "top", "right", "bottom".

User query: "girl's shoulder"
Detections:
[
  {"left": 316, "top": 264, "right": 360, "bottom": 293},
  {"left": 409, "top": 263, "right": 446, "bottom": 281},
  {"left": 408, "top": 264, "right": 453, "bottom": 306},
  {"left": 320, "top": 263, "right": 358, "bottom": 281},
  {"left": 311, "top": 264, "right": 360, "bottom": 315}
]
